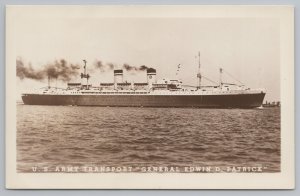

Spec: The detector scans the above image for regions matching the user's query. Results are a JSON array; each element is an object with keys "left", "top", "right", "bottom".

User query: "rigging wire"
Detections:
[
  {"left": 183, "top": 72, "right": 218, "bottom": 87},
  {"left": 221, "top": 69, "right": 244, "bottom": 85},
  {"left": 202, "top": 75, "right": 218, "bottom": 85},
  {"left": 182, "top": 84, "right": 197, "bottom": 88},
  {"left": 193, "top": 53, "right": 243, "bottom": 86},
  {"left": 204, "top": 62, "right": 244, "bottom": 85}
]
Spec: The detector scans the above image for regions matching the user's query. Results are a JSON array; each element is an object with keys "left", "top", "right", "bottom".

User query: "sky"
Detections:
[{"left": 12, "top": 6, "right": 280, "bottom": 102}]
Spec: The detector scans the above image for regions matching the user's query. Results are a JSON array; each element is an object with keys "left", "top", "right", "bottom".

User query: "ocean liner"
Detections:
[{"left": 21, "top": 55, "right": 266, "bottom": 108}]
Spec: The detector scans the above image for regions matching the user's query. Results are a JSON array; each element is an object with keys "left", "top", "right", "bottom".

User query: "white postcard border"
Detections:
[{"left": 6, "top": 5, "right": 294, "bottom": 189}]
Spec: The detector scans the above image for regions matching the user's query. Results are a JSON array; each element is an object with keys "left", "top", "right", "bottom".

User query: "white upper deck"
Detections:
[{"left": 23, "top": 84, "right": 266, "bottom": 96}]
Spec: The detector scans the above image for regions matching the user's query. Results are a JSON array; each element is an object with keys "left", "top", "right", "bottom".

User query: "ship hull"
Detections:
[{"left": 22, "top": 93, "right": 265, "bottom": 108}]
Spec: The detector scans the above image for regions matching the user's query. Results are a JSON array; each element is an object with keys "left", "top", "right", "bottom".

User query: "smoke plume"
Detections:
[
  {"left": 94, "top": 60, "right": 154, "bottom": 73},
  {"left": 122, "top": 64, "right": 154, "bottom": 72},
  {"left": 16, "top": 58, "right": 80, "bottom": 82},
  {"left": 17, "top": 59, "right": 44, "bottom": 80},
  {"left": 123, "top": 63, "right": 138, "bottom": 71},
  {"left": 94, "top": 60, "right": 105, "bottom": 72},
  {"left": 17, "top": 57, "right": 157, "bottom": 82},
  {"left": 94, "top": 60, "right": 115, "bottom": 72},
  {"left": 107, "top": 63, "right": 114, "bottom": 70},
  {"left": 139, "top": 65, "right": 149, "bottom": 71}
]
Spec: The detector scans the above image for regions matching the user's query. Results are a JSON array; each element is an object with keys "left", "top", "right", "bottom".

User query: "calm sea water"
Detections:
[{"left": 17, "top": 105, "right": 280, "bottom": 173}]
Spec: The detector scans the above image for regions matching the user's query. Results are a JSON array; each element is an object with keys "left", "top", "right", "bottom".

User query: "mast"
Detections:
[
  {"left": 219, "top": 68, "right": 223, "bottom": 88},
  {"left": 81, "top": 59, "right": 90, "bottom": 89},
  {"left": 196, "top": 52, "right": 201, "bottom": 89},
  {"left": 176, "top": 64, "right": 181, "bottom": 79},
  {"left": 48, "top": 76, "right": 51, "bottom": 89},
  {"left": 83, "top": 59, "right": 87, "bottom": 75}
]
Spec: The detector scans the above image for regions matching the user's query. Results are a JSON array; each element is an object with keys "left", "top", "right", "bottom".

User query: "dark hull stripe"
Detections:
[{"left": 22, "top": 93, "right": 266, "bottom": 108}]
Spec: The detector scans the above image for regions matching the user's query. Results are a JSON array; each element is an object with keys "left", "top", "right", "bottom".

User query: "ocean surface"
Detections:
[{"left": 17, "top": 105, "right": 281, "bottom": 173}]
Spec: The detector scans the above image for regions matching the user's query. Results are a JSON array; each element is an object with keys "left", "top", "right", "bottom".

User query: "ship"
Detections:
[{"left": 21, "top": 55, "right": 266, "bottom": 108}]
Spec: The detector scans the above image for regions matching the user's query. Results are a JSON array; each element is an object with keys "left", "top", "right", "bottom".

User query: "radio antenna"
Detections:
[{"left": 196, "top": 52, "right": 202, "bottom": 89}]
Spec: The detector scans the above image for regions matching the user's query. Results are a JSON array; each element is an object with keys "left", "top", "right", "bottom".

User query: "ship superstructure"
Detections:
[{"left": 22, "top": 56, "right": 266, "bottom": 108}]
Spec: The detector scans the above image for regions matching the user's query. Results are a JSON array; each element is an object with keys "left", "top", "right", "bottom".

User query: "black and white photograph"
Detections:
[{"left": 6, "top": 5, "right": 294, "bottom": 189}]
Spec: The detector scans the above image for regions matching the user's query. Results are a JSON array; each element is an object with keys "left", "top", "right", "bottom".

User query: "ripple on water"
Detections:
[{"left": 17, "top": 106, "right": 281, "bottom": 173}]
